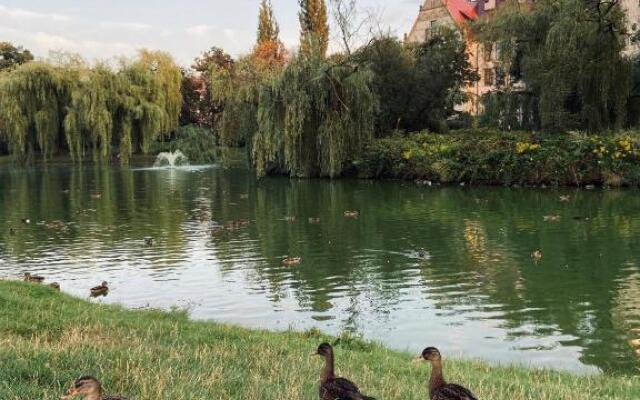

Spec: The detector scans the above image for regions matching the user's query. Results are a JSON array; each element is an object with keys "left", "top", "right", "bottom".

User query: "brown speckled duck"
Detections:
[
  {"left": 90, "top": 281, "right": 109, "bottom": 297},
  {"left": 62, "top": 376, "right": 127, "bottom": 400},
  {"left": 23, "top": 272, "right": 45, "bottom": 283},
  {"left": 282, "top": 257, "right": 302, "bottom": 266},
  {"left": 314, "top": 343, "right": 375, "bottom": 400},
  {"left": 419, "top": 347, "right": 477, "bottom": 400}
]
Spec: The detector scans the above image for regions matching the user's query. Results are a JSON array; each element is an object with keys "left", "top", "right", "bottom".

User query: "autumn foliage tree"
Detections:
[{"left": 254, "top": 0, "right": 287, "bottom": 69}]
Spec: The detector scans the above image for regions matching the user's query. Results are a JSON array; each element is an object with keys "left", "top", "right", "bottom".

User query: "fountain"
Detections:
[{"left": 154, "top": 150, "right": 189, "bottom": 168}]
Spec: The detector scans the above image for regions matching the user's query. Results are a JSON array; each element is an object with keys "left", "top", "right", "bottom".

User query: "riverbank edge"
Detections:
[
  {"left": 0, "top": 281, "right": 638, "bottom": 399},
  {"left": 6, "top": 129, "right": 640, "bottom": 188}
]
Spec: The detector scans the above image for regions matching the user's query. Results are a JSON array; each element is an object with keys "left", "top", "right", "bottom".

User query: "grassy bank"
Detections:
[
  {"left": 359, "top": 130, "right": 640, "bottom": 187},
  {"left": 0, "top": 281, "right": 638, "bottom": 399}
]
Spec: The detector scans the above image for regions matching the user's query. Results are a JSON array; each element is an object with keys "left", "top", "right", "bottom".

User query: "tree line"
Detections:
[
  {"left": 2, "top": 0, "right": 640, "bottom": 176},
  {"left": 0, "top": 48, "right": 181, "bottom": 163}
]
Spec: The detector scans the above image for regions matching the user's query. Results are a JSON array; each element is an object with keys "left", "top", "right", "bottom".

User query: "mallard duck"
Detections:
[
  {"left": 144, "top": 237, "right": 155, "bottom": 247},
  {"left": 21, "top": 218, "right": 31, "bottom": 224},
  {"left": 8, "top": 227, "right": 15, "bottom": 235},
  {"left": 314, "top": 343, "right": 375, "bottom": 400},
  {"left": 417, "top": 248, "right": 429, "bottom": 259},
  {"left": 344, "top": 211, "right": 359, "bottom": 218},
  {"left": 90, "top": 281, "right": 109, "bottom": 297},
  {"left": 62, "top": 376, "right": 127, "bottom": 400},
  {"left": 23, "top": 272, "right": 45, "bottom": 283},
  {"left": 531, "top": 250, "right": 543, "bottom": 261},
  {"left": 282, "top": 256, "right": 302, "bottom": 266},
  {"left": 419, "top": 347, "right": 477, "bottom": 400},
  {"left": 49, "top": 282, "right": 61, "bottom": 291}
]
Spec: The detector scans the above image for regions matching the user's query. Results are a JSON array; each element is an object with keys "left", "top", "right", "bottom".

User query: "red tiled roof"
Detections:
[{"left": 444, "top": 0, "right": 480, "bottom": 24}]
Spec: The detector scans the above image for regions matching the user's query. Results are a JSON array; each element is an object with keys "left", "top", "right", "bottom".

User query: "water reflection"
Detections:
[{"left": 1, "top": 161, "right": 640, "bottom": 374}]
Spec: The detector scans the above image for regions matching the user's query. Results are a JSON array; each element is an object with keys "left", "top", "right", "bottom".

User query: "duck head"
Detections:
[
  {"left": 315, "top": 342, "right": 334, "bottom": 358},
  {"left": 66, "top": 376, "right": 102, "bottom": 399},
  {"left": 420, "top": 347, "right": 442, "bottom": 362}
]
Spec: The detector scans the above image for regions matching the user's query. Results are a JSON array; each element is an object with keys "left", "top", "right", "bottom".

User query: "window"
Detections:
[
  {"left": 484, "top": 68, "right": 495, "bottom": 86},
  {"left": 484, "top": 44, "right": 493, "bottom": 62}
]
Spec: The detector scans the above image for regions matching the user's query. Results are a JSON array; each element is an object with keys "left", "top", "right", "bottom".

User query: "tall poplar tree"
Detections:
[
  {"left": 298, "top": 0, "right": 329, "bottom": 57},
  {"left": 257, "top": 0, "right": 280, "bottom": 45}
]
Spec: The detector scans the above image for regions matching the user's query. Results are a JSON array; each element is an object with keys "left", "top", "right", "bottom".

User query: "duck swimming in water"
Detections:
[
  {"left": 282, "top": 256, "right": 302, "bottom": 266},
  {"left": 49, "top": 282, "right": 60, "bottom": 291},
  {"left": 531, "top": 250, "right": 543, "bottom": 261},
  {"left": 344, "top": 211, "right": 359, "bottom": 218},
  {"left": 90, "top": 281, "right": 109, "bottom": 297},
  {"left": 417, "top": 248, "right": 429, "bottom": 259},
  {"left": 314, "top": 343, "right": 375, "bottom": 400},
  {"left": 62, "top": 376, "right": 128, "bottom": 400},
  {"left": 23, "top": 272, "right": 45, "bottom": 283},
  {"left": 419, "top": 347, "right": 477, "bottom": 400},
  {"left": 144, "top": 237, "right": 155, "bottom": 247}
]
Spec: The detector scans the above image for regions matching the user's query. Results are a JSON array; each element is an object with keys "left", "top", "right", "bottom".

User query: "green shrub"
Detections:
[{"left": 358, "top": 130, "right": 640, "bottom": 187}]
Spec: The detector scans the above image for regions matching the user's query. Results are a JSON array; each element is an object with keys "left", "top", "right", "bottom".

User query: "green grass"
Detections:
[{"left": 0, "top": 281, "right": 638, "bottom": 399}]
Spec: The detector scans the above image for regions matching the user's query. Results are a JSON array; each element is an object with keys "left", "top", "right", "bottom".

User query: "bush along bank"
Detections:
[{"left": 358, "top": 130, "right": 640, "bottom": 187}]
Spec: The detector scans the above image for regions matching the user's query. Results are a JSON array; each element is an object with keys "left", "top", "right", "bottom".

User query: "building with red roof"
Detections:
[{"left": 406, "top": 0, "right": 510, "bottom": 115}]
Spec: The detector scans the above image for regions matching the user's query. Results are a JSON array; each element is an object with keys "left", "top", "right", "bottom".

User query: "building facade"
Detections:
[{"left": 407, "top": 0, "right": 639, "bottom": 115}]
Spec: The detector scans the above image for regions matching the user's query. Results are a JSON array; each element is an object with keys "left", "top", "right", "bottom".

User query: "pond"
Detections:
[{"left": 1, "top": 158, "right": 639, "bottom": 375}]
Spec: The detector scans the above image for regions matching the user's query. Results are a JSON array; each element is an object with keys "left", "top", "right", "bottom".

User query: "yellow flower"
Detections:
[{"left": 516, "top": 142, "right": 540, "bottom": 155}]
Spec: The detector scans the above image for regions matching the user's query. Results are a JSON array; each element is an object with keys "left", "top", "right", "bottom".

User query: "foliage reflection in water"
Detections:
[{"left": 1, "top": 161, "right": 640, "bottom": 375}]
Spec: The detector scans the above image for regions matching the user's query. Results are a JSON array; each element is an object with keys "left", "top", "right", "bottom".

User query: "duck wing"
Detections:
[
  {"left": 321, "top": 377, "right": 375, "bottom": 400},
  {"left": 433, "top": 384, "right": 477, "bottom": 400}
]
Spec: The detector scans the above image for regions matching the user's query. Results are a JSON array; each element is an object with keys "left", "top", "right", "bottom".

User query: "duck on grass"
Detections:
[{"left": 1, "top": 281, "right": 639, "bottom": 399}]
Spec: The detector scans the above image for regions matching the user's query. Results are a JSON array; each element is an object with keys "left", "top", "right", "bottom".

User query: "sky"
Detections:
[{"left": 0, "top": 0, "right": 421, "bottom": 67}]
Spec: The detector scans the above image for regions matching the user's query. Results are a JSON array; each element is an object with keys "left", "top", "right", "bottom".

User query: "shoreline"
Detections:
[{"left": 1, "top": 281, "right": 638, "bottom": 399}]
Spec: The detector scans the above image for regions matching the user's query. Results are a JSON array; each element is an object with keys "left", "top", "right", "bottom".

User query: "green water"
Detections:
[{"left": 1, "top": 160, "right": 639, "bottom": 374}]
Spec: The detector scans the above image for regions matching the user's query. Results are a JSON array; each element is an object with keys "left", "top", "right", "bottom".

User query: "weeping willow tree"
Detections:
[
  {"left": 64, "top": 64, "right": 116, "bottom": 161},
  {"left": 0, "top": 62, "right": 68, "bottom": 161},
  {"left": 0, "top": 50, "right": 182, "bottom": 163},
  {"left": 475, "top": 0, "right": 631, "bottom": 132},
  {"left": 211, "top": 59, "right": 262, "bottom": 147},
  {"left": 252, "top": 48, "right": 374, "bottom": 178},
  {"left": 136, "top": 50, "right": 182, "bottom": 137}
]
